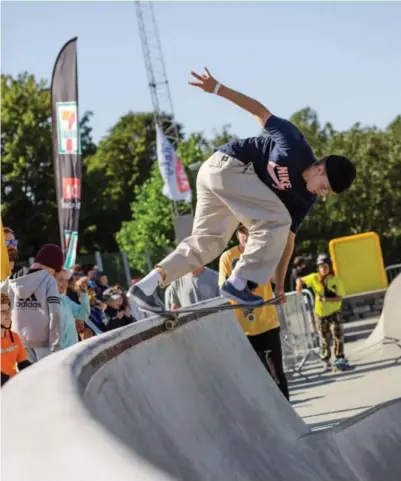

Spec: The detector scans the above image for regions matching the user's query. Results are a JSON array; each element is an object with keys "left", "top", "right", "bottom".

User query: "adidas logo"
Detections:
[{"left": 16, "top": 293, "right": 42, "bottom": 309}]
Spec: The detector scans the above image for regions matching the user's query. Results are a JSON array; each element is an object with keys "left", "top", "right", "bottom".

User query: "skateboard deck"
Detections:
[{"left": 159, "top": 295, "right": 284, "bottom": 330}]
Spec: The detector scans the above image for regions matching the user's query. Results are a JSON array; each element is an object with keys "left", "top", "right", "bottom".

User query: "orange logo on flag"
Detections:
[{"left": 62, "top": 177, "right": 81, "bottom": 200}]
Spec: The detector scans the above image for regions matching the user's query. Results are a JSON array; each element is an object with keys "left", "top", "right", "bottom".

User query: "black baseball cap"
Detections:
[
  {"left": 102, "top": 288, "right": 122, "bottom": 303},
  {"left": 317, "top": 254, "right": 332, "bottom": 266},
  {"left": 323, "top": 155, "right": 356, "bottom": 194}
]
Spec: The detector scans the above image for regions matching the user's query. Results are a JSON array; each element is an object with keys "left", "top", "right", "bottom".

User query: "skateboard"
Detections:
[{"left": 160, "top": 295, "right": 284, "bottom": 331}]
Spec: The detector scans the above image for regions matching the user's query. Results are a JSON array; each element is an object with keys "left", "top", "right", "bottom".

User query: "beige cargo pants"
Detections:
[{"left": 159, "top": 151, "right": 291, "bottom": 286}]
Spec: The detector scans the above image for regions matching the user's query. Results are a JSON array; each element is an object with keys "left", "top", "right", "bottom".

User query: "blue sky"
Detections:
[{"left": 2, "top": 1, "right": 401, "bottom": 143}]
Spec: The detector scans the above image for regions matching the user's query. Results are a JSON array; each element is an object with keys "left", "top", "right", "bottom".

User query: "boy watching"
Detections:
[{"left": 2, "top": 244, "right": 63, "bottom": 362}]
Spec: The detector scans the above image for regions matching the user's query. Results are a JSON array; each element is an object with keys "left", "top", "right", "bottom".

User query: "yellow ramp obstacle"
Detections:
[{"left": 329, "top": 232, "right": 387, "bottom": 295}]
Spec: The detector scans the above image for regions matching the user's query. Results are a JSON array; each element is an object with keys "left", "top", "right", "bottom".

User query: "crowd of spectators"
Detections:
[{"left": 0, "top": 226, "right": 146, "bottom": 386}]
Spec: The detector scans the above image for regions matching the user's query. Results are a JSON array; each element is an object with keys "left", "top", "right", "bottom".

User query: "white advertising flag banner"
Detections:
[{"left": 156, "top": 124, "right": 192, "bottom": 203}]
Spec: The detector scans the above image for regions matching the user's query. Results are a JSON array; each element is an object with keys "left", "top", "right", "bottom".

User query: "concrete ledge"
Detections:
[{"left": 342, "top": 289, "right": 387, "bottom": 322}]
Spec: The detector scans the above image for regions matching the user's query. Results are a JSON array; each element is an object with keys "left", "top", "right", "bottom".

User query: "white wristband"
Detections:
[{"left": 213, "top": 82, "right": 221, "bottom": 95}]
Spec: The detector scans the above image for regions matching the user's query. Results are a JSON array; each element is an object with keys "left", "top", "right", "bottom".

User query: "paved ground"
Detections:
[{"left": 291, "top": 318, "right": 401, "bottom": 430}]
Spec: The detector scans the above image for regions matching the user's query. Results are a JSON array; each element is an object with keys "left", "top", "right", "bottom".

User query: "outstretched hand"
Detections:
[
  {"left": 274, "top": 286, "right": 287, "bottom": 304},
  {"left": 76, "top": 276, "right": 89, "bottom": 293},
  {"left": 189, "top": 67, "right": 219, "bottom": 93}
]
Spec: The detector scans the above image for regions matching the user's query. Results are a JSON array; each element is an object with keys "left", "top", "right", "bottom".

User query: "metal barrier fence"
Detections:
[
  {"left": 277, "top": 290, "right": 320, "bottom": 375},
  {"left": 386, "top": 263, "right": 401, "bottom": 284},
  {"left": 70, "top": 259, "right": 400, "bottom": 354}
]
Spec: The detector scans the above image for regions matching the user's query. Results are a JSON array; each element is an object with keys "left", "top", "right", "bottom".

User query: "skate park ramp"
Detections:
[
  {"left": 351, "top": 272, "right": 401, "bottom": 355},
  {"left": 2, "top": 297, "right": 401, "bottom": 481}
]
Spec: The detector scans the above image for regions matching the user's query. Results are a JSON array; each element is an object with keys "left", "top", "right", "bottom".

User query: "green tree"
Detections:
[
  {"left": 1, "top": 72, "right": 96, "bottom": 260},
  {"left": 80, "top": 111, "right": 97, "bottom": 158},
  {"left": 325, "top": 120, "right": 401, "bottom": 264},
  {"left": 1, "top": 73, "right": 58, "bottom": 259},
  {"left": 82, "top": 113, "right": 183, "bottom": 252},
  {"left": 289, "top": 107, "right": 335, "bottom": 158}
]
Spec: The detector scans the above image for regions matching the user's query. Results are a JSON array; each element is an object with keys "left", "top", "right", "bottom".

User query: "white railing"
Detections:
[{"left": 277, "top": 289, "right": 320, "bottom": 375}]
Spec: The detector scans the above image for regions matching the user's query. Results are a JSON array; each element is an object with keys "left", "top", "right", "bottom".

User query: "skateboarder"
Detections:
[{"left": 130, "top": 68, "right": 356, "bottom": 313}]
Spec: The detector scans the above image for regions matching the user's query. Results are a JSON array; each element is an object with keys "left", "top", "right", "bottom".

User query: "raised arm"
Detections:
[
  {"left": 71, "top": 277, "right": 91, "bottom": 321},
  {"left": 189, "top": 67, "right": 271, "bottom": 127}
]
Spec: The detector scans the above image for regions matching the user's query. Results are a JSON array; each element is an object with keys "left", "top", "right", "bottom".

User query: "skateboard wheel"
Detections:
[{"left": 165, "top": 319, "right": 177, "bottom": 331}]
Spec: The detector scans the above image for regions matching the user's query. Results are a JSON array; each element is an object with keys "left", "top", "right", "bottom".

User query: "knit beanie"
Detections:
[
  {"left": 34, "top": 244, "right": 64, "bottom": 273},
  {"left": 323, "top": 155, "right": 356, "bottom": 194}
]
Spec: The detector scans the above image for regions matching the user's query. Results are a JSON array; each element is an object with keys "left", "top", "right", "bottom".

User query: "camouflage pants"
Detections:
[{"left": 317, "top": 311, "right": 344, "bottom": 361}]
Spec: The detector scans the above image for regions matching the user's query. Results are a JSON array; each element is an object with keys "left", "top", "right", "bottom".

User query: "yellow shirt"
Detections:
[
  {"left": 302, "top": 273, "right": 345, "bottom": 318},
  {"left": 218, "top": 246, "right": 279, "bottom": 336}
]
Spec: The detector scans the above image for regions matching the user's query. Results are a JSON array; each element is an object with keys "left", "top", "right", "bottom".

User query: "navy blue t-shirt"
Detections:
[{"left": 217, "top": 115, "right": 317, "bottom": 233}]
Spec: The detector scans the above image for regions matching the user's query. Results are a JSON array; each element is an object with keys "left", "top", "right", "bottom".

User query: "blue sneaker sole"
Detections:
[{"left": 220, "top": 287, "right": 264, "bottom": 306}]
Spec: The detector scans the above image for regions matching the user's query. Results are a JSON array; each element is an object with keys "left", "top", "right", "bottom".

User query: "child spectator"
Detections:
[
  {"left": 56, "top": 270, "right": 90, "bottom": 349},
  {"left": 66, "top": 273, "right": 81, "bottom": 304},
  {"left": 102, "top": 287, "right": 136, "bottom": 331},
  {"left": 1, "top": 293, "right": 31, "bottom": 386},
  {"left": 113, "top": 284, "right": 137, "bottom": 318},
  {"left": 296, "top": 254, "right": 350, "bottom": 372},
  {"left": 1, "top": 244, "right": 63, "bottom": 363},
  {"left": 95, "top": 271, "right": 109, "bottom": 300}
]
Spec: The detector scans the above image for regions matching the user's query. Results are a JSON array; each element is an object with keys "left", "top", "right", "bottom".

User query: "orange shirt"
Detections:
[{"left": 1, "top": 330, "right": 28, "bottom": 377}]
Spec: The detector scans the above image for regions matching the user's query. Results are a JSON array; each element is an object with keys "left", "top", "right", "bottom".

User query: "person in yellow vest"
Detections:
[
  {"left": 219, "top": 224, "right": 289, "bottom": 400},
  {"left": 296, "top": 254, "right": 350, "bottom": 372}
]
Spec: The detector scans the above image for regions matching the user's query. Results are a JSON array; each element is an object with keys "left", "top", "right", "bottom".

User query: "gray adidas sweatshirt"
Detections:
[{"left": 1, "top": 270, "right": 62, "bottom": 351}]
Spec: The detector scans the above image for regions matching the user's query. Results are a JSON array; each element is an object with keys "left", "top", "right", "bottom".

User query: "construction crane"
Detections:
[
  {"left": 135, "top": 1, "right": 193, "bottom": 233},
  {"left": 135, "top": 1, "right": 180, "bottom": 146}
]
